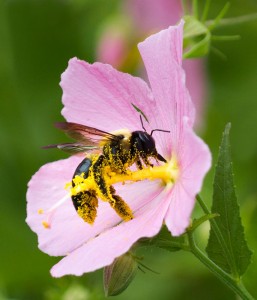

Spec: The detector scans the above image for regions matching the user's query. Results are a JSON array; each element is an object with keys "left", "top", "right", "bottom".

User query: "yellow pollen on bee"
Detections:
[
  {"left": 64, "top": 182, "right": 72, "bottom": 190},
  {"left": 70, "top": 175, "right": 97, "bottom": 196},
  {"left": 72, "top": 173, "right": 86, "bottom": 185},
  {"left": 69, "top": 156, "right": 179, "bottom": 196}
]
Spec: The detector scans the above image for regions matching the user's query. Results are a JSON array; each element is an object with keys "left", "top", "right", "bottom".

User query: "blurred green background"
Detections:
[{"left": 1, "top": 0, "right": 257, "bottom": 299}]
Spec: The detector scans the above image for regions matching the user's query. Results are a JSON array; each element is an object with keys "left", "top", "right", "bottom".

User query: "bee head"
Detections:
[
  {"left": 135, "top": 114, "right": 169, "bottom": 163},
  {"left": 131, "top": 131, "right": 159, "bottom": 158}
]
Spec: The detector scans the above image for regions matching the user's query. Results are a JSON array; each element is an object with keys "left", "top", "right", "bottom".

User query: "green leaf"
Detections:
[
  {"left": 138, "top": 226, "right": 188, "bottom": 252},
  {"left": 206, "top": 124, "right": 252, "bottom": 278}
]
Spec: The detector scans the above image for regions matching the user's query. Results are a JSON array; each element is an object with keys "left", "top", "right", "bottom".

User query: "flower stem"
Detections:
[
  {"left": 206, "top": 13, "right": 257, "bottom": 27},
  {"left": 187, "top": 231, "right": 254, "bottom": 300}
]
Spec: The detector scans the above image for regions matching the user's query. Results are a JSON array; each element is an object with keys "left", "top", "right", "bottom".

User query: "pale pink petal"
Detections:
[
  {"left": 61, "top": 58, "right": 155, "bottom": 133},
  {"left": 51, "top": 191, "right": 170, "bottom": 277},
  {"left": 26, "top": 156, "right": 162, "bottom": 256},
  {"left": 165, "top": 118, "right": 211, "bottom": 235},
  {"left": 183, "top": 59, "right": 207, "bottom": 129},
  {"left": 26, "top": 156, "right": 113, "bottom": 256},
  {"left": 138, "top": 21, "right": 195, "bottom": 158},
  {"left": 125, "top": 0, "right": 182, "bottom": 34}
]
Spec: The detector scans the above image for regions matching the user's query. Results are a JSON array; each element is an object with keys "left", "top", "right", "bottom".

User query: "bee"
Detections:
[{"left": 46, "top": 116, "right": 168, "bottom": 224}]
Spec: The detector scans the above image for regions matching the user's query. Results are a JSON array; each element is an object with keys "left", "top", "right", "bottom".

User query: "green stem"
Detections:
[
  {"left": 196, "top": 195, "right": 239, "bottom": 278},
  {"left": 187, "top": 231, "right": 254, "bottom": 300},
  {"left": 206, "top": 13, "right": 257, "bottom": 27},
  {"left": 208, "top": 2, "right": 230, "bottom": 31},
  {"left": 193, "top": 0, "right": 198, "bottom": 19},
  {"left": 201, "top": 0, "right": 211, "bottom": 22},
  {"left": 211, "top": 35, "right": 241, "bottom": 41}
]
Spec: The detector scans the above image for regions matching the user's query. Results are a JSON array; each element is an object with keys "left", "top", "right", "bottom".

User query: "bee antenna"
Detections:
[
  {"left": 140, "top": 115, "right": 147, "bottom": 132},
  {"left": 150, "top": 129, "right": 170, "bottom": 136}
]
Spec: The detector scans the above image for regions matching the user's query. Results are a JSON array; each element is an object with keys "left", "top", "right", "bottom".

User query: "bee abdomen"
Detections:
[
  {"left": 92, "top": 155, "right": 110, "bottom": 197},
  {"left": 72, "top": 157, "right": 99, "bottom": 224},
  {"left": 72, "top": 190, "right": 98, "bottom": 224},
  {"left": 72, "top": 157, "right": 92, "bottom": 179}
]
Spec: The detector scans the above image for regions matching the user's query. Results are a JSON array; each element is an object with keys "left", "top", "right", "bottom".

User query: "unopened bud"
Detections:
[
  {"left": 183, "top": 15, "right": 210, "bottom": 59},
  {"left": 103, "top": 252, "right": 138, "bottom": 296}
]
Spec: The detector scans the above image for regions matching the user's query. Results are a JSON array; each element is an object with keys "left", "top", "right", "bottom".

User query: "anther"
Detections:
[
  {"left": 40, "top": 193, "right": 70, "bottom": 229},
  {"left": 42, "top": 221, "right": 50, "bottom": 229}
]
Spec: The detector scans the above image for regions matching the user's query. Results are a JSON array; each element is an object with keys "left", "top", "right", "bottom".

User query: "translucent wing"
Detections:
[
  {"left": 42, "top": 143, "right": 99, "bottom": 155},
  {"left": 55, "top": 122, "right": 121, "bottom": 145},
  {"left": 43, "top": 122, "right": 123, "bottom": 155}
]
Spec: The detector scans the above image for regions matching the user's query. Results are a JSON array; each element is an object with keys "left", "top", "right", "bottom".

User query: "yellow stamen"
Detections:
[
  {"left": 38, "top": 209, "right": 44, "bottom": 214},
  {"left": 39, "top": 194, "right": 70, "bottom": 229},
  {"left": 42, "top": 221, "right": 50, "bottom": 229},
  {"left": 70, "top": 156, "right": 179, "bottom": 196}
]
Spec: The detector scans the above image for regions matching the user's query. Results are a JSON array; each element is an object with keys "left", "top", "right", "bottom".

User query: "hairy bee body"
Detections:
[
  {"left": 46, "top": 121, "right": 168, "bottom": 224},
  {"left": 71, "top": 129, "right": 166, "bottom": 224},
  {"left": 71, "top": 158, "right": 98, "bottom": 224}
]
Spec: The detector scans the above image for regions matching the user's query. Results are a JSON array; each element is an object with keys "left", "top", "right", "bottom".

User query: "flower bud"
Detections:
[
  {"left": 183, "top": 15, "right": 210, "bottom": 59},
  {"left": 103, "top": 252, "right": 138, "bottom": 296}
]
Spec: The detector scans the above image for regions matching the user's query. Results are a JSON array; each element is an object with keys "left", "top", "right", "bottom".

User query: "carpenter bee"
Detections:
[{"left": 46, "top": 116, "right": 169, "bottom": 224}]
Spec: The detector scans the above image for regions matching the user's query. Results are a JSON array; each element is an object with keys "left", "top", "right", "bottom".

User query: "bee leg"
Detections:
[
  {"left": 109, "top": 186, "right": 134, "bottom": 221},
  {"left": 136, "top": 159, "right": 143, "bottom": 170},
  {"left": 156, "top": 153, "right": 167, "bottom": 163},
  {"left": 72, "top": 190, "right": 98, "bottom": 224},
  {"left": 141, "top": 153, "right": 153, "bottom": 167},
  {"left": 93, "top": 156, "right": 133, "bottom": 221},
  {"left": 132, "top": 137, "right": 153, "bottom": 168},
  {"left": 92, "top": 155, "right": 112, "bottom": 198}
]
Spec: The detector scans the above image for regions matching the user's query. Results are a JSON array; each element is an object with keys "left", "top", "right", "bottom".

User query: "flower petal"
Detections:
[
  {"left": 126, "top": 0, "right": 182, "bottom": 34},
  {"left": 50, "top": 191, "right": 170, "bottom": 277},
  {"left": 183, "top": 59, "right": 206, "bottom": 129},
  {"left": 26, "top": 156, "right": 110, "bottom": 256},
  {"left": 61, "top": 58, "right": 155, "bottom": 133},
  {"left": 138, "top": 20, "right": 195, "bottom": 157},
  {"left": 26, "top": 157, "right": 162, "bottom": 256},
  {"left": 165, "top": 118, "right": 211, "bottom": 235}
]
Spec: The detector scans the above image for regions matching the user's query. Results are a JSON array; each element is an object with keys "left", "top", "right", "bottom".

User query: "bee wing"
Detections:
[
  {"left": 42, "top": 143, "right": 100, "bottom": 155},
  {"left": 55, "top": 122, "right": 120, "bottom": 145}
]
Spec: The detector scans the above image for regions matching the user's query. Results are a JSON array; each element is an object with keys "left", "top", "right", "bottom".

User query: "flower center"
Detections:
[
  {"left": 39, "top": 156, "right": 179, "bottom": 228},
  {"left": 70, "top": 156, "right": 179, "bottom": 197}
]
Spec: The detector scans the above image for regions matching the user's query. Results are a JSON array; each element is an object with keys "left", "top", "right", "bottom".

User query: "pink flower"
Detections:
[
  {"left": 97, "top": 25, "right": 129, "bottom": 68},
  {"left": 125, "top": 0, "right": 182, "bottom": 33},
  {"left": 98, "top": 0, "right": 206, "bottom": 128},
  {"left": 26, "top": 21, "right": 211, "bottom": 277}
]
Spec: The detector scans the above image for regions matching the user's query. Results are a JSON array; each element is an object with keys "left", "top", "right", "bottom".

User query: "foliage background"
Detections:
[{"left": 0, "top": 0, "right": 257, "bottom": 299}]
